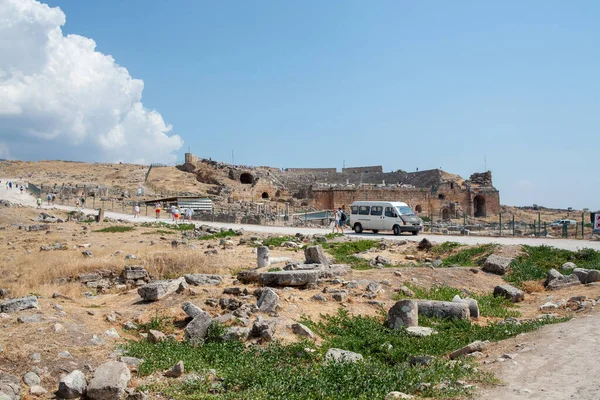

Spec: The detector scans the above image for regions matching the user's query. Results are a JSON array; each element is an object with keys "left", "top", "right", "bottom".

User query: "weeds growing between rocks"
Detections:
[
  {"left": 322, "top": 240, "right": 380, "bottom": 270},
  {"left": 93, "top": 226, "right": 136, "bottom": 233},
  {"left": 441, "top": 243, "right": 498, "bottom": 266},
  {"left": 124, "top": 308, "right": 565, "bottom": 399}
]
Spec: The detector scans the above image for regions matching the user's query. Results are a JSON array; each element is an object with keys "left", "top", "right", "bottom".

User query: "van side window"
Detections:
[
  {"left": 385, "top": 207, "right": 397, "bottom": 217},
  {"left": 351, "top": 206, "right": 358, "bottom": 215},
  {"left": 371, "top": 206, "right": 383, "bottom": 216},
  {"left": 359, "top": 206, "right": 370, "bottom": 215}
]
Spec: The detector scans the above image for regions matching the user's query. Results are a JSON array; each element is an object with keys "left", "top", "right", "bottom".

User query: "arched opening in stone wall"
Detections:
[
  {"left": 438, "top": 194, "right": 446, "bottom": 200},
  {"left": 262, "top": 192, "right": 269, "bottom": 199},
  {"left": 474, "top": 195, "right": 487, "bottom": 217},
  {"left": 415, "top": 205, "right": 423, "bottom": 213},
  {"left": 442, "top": 208, "right": 450, "bottom": 220},
  {"left": 240, "top": 173, "right": 254, "bottom": 185}
]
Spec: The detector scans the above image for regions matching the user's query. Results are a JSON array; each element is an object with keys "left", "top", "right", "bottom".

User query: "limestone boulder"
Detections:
[
  {"left": 259, "top": 270, "right": 319, "bottom": 287},
  {"left": 86, "top": 361, "right": 130, "bottom": 400},
  {"left": 137, "top": 278, "right": 183, "bottom": 301},
  {"left": 1, "top": 296, "right": 38, "bottom": 313},
  {"left": 493, "top": 284, "right": 525, "bottom": 302},
  {"left": 257, "top": 288, "right": 280, "bottom": 313},
  {"left": 56, "top": 370, "right": 87, "bottom": 399},
  {"left": 304, "top": 245, "right": 330, "bottom": 266},
  {"left": 325, "top": 348, "right": 363, "bottom": 363},
  {"left": 184, "top": 311, "right": 213, "bottom": 345},
  {"left": 483, "top": 254, "right": 513, "bottom": 275},
  {"left": 183, "top": 274, "right": 222, "bottom": 286}
]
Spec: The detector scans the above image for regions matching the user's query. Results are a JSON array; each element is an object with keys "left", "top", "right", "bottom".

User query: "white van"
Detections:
[{"left": 349, "top": 201, "right": 422, "bottom": 235}]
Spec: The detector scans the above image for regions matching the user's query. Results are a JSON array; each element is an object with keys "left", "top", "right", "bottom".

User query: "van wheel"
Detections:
[
  {"left": 372, "top": 230, "right": 379, "bottom": 234},
  {"left": 354, "top": 223, "right": 363, "bottom": 234},
  {"left": 393, "top": 225, "right": 400, "bottom": 236},
  {"left": 412, "top": 231, "right": 418, "bottom": 236}
]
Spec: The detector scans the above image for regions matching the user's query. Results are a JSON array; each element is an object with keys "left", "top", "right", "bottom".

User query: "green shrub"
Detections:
[
  {"left": 505, "top": 245, "right": 600, "bottom": 286},
  {"left": 93, "top": 226, "right": 135, "bottom": 233},
  {"left": 199, "top": 230, "right": 238, "bottom": 241},
  {"left": 430, "top": 241, "right": 465, "bottom": 256},
  {"left": 260, "top": 236, "right": 297, "bottom": 247},
  {"left": 442, "top": 244, "right": 498, "bottom": 266},
  {"left": 322, "top": 240, "right": 380, "bottom": 270}
]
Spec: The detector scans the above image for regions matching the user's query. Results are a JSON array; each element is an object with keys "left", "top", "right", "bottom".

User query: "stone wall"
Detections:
[{"left": 342, "top": 165, "right": 383, "bottom": 173}]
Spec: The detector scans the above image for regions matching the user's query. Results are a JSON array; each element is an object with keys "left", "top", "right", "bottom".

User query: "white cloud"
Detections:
[{"left": 0, "top": 0, "right": 183, "bottom": 163}]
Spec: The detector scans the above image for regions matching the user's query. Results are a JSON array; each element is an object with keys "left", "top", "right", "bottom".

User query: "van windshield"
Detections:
[{"left": 396, "top": 206, "right": 415, "bottom": 216}]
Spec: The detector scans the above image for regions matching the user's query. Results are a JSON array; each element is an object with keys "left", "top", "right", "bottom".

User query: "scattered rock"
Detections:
[
  {"left": 406, "top": 326, "right": 436, "bottom": 337},
  {"left": 325, "top": 348, "right": 364, "bottom": 363},
  {"left": 81, "top": 250, "right": 93, "bottom": 257},
  {"left": 250, "top": 317, "right": 277, "bottom": 342},
  {"left": 56, "top": 371, "right": 88, "bottom": 400},
  {"left": 385, "top": 391, "right": 414, "bottom": 399},
  {"left": 182, "top": 302, "right": 204, "bottom": 318},
  {"left": 184, "top": 274, "right": 222, "bottom": 286},
  {"left": 237, "top": 270, "right": 260, "bottom": 284},
  {"left": 561, "top": 262, "right": 576, "bottom": 272},
  {"left": 388, "top": 300, "right": 418, "bottom": 328},
  {"left": 545, "top": 273, "right": 581, "bottom": 291},
  {"left": 493, "top": 284, "right": 525, "bottom": 302},
  {"left": 482, "top": 254, "right": 513, "bottom": 275},
  {"left": 164, "top": 361, "right": 184, "bottom": 378},
  {"left": 137, "top": 278, "right": 184, "bottom": 301},
  {"left": 257, "top": 288, "right": 280, "bottom": 313},
  {"left": 121, "top": 266, "right": 148, "bottom": 280},
  {"left": 184, "top": 311, "right": 213, "bottom": 345},
  {"left": 304, "top": 245, "right": 330, "bottom": 266},
  {"left": 416, "top": 300, "right": 471, "bottom": 319},
  {"left": 449, "top": 340, "right": 489, "bottom": 359},
  {"left": 148, "top": 330, "right": 166, "bottom": 343},
  {"left": 1, "top": 296, "right": 38, "bottom": 313},
  {"left": 259, "top": 270, "right": 319, "bottom": 287},
  {"left": 22, "top": 372, "right": 40, "bottom": 387},
  {"left": 291, "top": 323, "right": 315, "bottom": 339},
  {"left": 87, "top": 361, "right": 131, "bottom": 400},
  {"left": 451, "top": 295, "right": 480, "bottom": 318}
]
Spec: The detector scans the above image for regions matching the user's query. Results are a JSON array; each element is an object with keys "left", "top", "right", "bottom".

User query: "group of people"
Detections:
[
  {"left": 4, "top": 180, "right": 27, "bottom": 193},
  {"left": 154, "top": 202, "right": 194, "bottom": 224},
  {"left": 330, "top": 205, "right": 348, "bottom": 234}
]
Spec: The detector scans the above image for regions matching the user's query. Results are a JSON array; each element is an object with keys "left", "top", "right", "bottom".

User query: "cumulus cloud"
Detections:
[{"left": 0, "top": 0, "right": 183, "bottom": 163}]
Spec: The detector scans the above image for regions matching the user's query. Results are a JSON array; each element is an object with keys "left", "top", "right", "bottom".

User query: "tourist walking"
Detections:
[
  {"left": 134, "top": 204, "right": 140, "bottom": 218},
  {"left": 331, "top": 208, "right": 339, "bottom": 233},
  {"left": 47, "top": 194, "right": 51, "bottom": 205},
  {"left": 36, "top": 197, "right": 42, "bottom": 208},
  {"left": 185, "top": 207, "right": 193, "bottom": 222},
  {"left": 80, "top": 197, "right": 85, "bottom": 209},
  {"left": 51, "top": 193, "right": 56, "bottom": 205},
  {"left": 170, "top": 204, "right": 176, "bottom": 221},
  {"left": 155, "top": 202, "right": 161, "bottom": 219},
  {"left": 338, "top": 206, "right": 347, "bottom": 234}
]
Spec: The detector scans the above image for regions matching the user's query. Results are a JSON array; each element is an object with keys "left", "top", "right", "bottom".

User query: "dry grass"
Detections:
[{"left": 521, "top": 280, "right": 546, "bottom": 294}]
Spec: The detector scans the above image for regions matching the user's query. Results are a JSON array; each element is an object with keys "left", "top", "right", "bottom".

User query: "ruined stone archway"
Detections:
[
  {"left": 262, "top": 192, "right": 269, "bottom": 200},
  {"left": 240, "top": 173, "right": 254, "bottom": 185},
  {"left": 442, "top": 208, "right": 450, "bottom": 220},
  {"left": 415, "top": 205, "right": 423, "bottom": 213},
  {"left": 474, "top": 195, "right": 486, "bottom": 217}
]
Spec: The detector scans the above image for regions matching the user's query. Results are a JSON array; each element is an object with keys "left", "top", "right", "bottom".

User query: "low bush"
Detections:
[
  {"left": 505, "top": 245, "right": 600, "bottom": 286},
  {"left": 322, "top": 240, "right": 380, "bottom": 270},
  {"left": 93, "top": 226, "right": 135, "bottom": 233},
  {"left": 125, "top": 309, "right": 564, "bottom": 399},
  {"left": 442, "top": 244, "right": 498, "bottom": 266}
]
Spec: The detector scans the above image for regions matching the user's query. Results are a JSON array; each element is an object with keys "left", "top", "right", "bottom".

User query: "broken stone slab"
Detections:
[
  {"left": 388, "top": 300, "right": 418, "bottom": 328},
  {"left": 137, "top": 278, "right": 184, "bottom": 301},
  {"left": 545, "top": 269, "right": 563, "bottom": 286},
  {"left": 0, "top": 370, "right": 20, "bottom": 400},
  {"left": 181, "top": 302, "right": 204, "bottom": 318},
  {"left": 148, "top": 330, "right": 166, "bottom": 343},
  {"left": 318, "top": 264, "right": 351, "bottom": 278},
  {"left": 561, "top": 262, "right": 577, "bottom": 272},
  {"left": 493, "top": 284, "right": 525, "bottom": 302},
  {"left": 1, "top": 296, "right": 39, "bottom": 314},
  {"left": 451, "top": 295, "right": 480, "bottom": 318},
  {"left": 330, "top": 290, "right": 348, "bottom": 302},
  {"left": 270, "top": 256, "right": 293, "bottom": 265},
  {"left": 291, "top": 323, "right": 315, "bottom": 339},
  {"left": 324, "top": 348, "right": 363, "bottom": 363},
  {"left": 257, "top": 288, "right": 280, "bottom": 313},
  {"left": 56, "top": 370, "right": 87, "bottom": 399},
  {"left": 79, "top": 273, "right": 102, "bottom": 283},
  {"left": 416, "top": 300, "right": 470, "bottom": 320},
  {"left": 545, "top": 274, "right": 581, "bottom": 290},
  {"left": 385, "top": 391, "right": 414, "bottom": 399},
  {"left": 121, "top": 266, "right": 148, "bottom": 281},
  {"left": 259, "top": 270, "right": 319, "bottom": 287},
  {"left": 237, "top": 270, "right": 260, "bottom": 284},
  {"left": 27, "top": 224, "right": 50, "bottom": 232},
  {"left": 406, "top": 326, "right": 436, "bottom": 337},
  {"left": 164, "top": 361, "right": 184, "bottom": 378},
  {"left": 220, "top": 327, "right": 250, "bottom": 341},
  {"left": 449, "top": 340, "right": 489, "bottom": 359},
  {"left": 482, "top": 254, "right": 513, "bottom": 275},
  {"left": 257, "top": 246, "right": 270, "bottom": 269},
  {"left": 86, "top": 361, "right": 130, "bottom": 400},
  {"left": 304, "top": 245, "right": 330, "bottom": 266},
  {"left": 183, "top": 274, "right": 222, "bottom": 286},
  {"left": 250, "top": 317, "right": 277, "bottom": 342},
  {"left": 572, "top": 268, "right": 600, "bottom": 284},
  {"left": 184, "top": 311, "right": 213, "bottom": 345}
]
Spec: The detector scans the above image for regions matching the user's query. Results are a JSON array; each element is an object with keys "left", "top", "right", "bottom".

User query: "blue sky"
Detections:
[{"left": 14, "top": 1, "right": 600, "bottom": 209}]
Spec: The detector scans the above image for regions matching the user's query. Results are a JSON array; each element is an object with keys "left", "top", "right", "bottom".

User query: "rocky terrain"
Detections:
[{"left": 0, "top": 191, "right": 599, "bottom": 399}]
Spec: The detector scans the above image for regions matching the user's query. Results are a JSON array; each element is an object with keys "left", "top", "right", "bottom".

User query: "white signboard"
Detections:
[{"left": 595, "top": 213, "right": 600, "bottom": 230}]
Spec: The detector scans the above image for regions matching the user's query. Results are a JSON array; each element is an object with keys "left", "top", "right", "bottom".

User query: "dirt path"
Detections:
[{"left": 480, "top": 310, "right": 600, "bottom": 399}]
